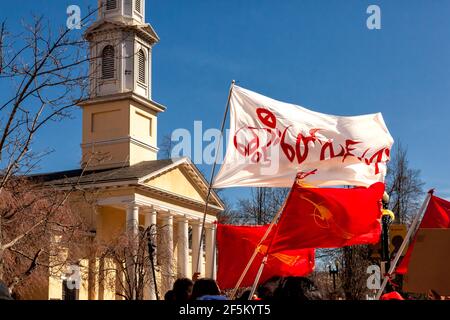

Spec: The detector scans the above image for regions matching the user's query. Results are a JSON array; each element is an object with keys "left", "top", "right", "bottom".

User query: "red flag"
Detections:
[
  {"left": 268, "top": 182, "right": 385, "bottom": 253},
  {"left": 396, "top": 195, "right": 450, "bottom": 274},
  {"left": 216, "top": 224, "right": 315, "bottom": 290}
]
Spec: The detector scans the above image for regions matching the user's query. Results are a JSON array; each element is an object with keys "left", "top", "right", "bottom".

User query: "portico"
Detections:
[
  {"left": 97, "top": 190, "right": 218, "bottom": 296},
  {"left": 40, "top": 157, "right": 223, "bottom": 300}
]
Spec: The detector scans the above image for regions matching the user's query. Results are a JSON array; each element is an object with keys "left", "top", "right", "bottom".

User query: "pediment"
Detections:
[
  {"left": 142, "top": 167, "right": 205, "bottom": 203},
  {"left": 139, "top": 158, "right": 224, "bottom": 210}
]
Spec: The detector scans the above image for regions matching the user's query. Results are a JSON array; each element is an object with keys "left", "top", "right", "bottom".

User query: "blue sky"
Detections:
[{"left": 1, "top": 0, "right": 449, "bottom": 203}]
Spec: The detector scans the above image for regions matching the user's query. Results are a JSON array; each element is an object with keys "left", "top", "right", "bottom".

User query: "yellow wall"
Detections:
[
  {"left": 144, "top": 168, "right": 205, "bottom": 203},
  {"left": 19, "top": 275, "right": 49, "bottom": 300},
  {"left": 81, "top": 99, "right": 159, "bottom": 170},
  {"left": 78, "top": 259, "right": 91, "bottom": 301},
  {"left": 130, "top": 102, "right": 158, "bottom": 148},
  {"left": 100, "top": 258, "right": 118, "bottom": 300},
  {"left": 97, "top": 206, "right": 126, "bottom": 242},
  {"left": 48, "top": 246, "right": 68, "bottom": 300},
  {"left": 82, "top": 141, "right": 132, "bottom": 170},
  {"left": 68, "top": 193, "right": 98, "bottom": 231},
  {"left": 82, "top": 101, "right": 130, "bottom": 143}
]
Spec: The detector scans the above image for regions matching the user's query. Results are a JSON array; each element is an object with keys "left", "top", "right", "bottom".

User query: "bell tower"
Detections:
[{"left": 80, "top": 0, "right": 166, "bottom": 170}]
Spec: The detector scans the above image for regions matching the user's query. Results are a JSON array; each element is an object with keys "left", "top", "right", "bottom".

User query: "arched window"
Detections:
[
  {"left": 106, "top": 0, "right": 117, "bottom": 11},
  {"left": 135, "top": 0, "right": 142, "bottom": 14},
  {"left": 138, "top": 49, "right": 146, "bottom": 84},
  {"left": 102, "top": 45, "right": 115, "bottom": 79}
]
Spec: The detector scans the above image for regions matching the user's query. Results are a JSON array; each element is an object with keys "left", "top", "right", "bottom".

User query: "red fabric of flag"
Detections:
[
  {"left": 380, "top": 291, "right": 404, "bottom": 300},
  {"left": 396, "top": 195, "right": 450, "bottom": 274},
  {"left": 268, "top": 182, "right": 385, "bottom": 253},
  {"left": 216, "top": 224, "right": 315, "bottom": 290}
]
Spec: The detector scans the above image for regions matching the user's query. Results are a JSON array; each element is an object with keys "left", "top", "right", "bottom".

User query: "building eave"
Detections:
[
  {"left": 138, "top": 157, "right": 225, "bottom": 210},
  {"left": 78, "top": 91, "right": 166, "bottom": 113},
  {"left": 49, "top": 181, "right": 222, "bottom": 215},
  {"left": 84, "top": 20, "right": 160, "bottom": 44}
]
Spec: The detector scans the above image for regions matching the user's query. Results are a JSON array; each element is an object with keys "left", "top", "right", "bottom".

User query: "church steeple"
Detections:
[
  {"left": 86, "top": 0, "right": 159, "bottom": 100},
  {"left": 98, "top": 0, "right": 146, "bottom": 25},
  {"left": 79, "top": 0, "right": 165, "bottom": 170}
]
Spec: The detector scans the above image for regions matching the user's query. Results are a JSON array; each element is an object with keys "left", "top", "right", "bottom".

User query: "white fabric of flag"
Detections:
[{"left": 213, "top": 85, "right": 394, "bottom": 188}]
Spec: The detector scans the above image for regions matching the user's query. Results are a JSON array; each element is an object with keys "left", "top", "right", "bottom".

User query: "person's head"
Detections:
[
  {"left": 164, "top": 289, "right": 175, "bottom": 301},
  {"left": 191, "top": 278, "right": 220, "bottom": 300},
  {"left": 0, "top": 281, "right": 12, "bottom": 301},
  {"left": 237, "top": 290, "right": 251, "bottom": 301},
  {"left": 173, "top": 278, "right": 194, "bottom": 302},
  {"left": 273, "top": 277, "right": 321, "bottom": 301},
  {"left": 257, "top": 276, "right": 283, "bottom": 300}
]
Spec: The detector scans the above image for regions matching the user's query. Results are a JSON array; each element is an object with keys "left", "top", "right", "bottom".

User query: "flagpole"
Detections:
[
  {"left": 246, "top": 185, "right": 295, "bottom": 300},
  {"left": 195, "top": 80, "right": 235, "bottom": 277},
  {"left": 248, "top": 255, "right": 268, "bottom": 299},
  {"left": 247, "top": 212, "right": 283, "bottom": 300},
  {"left": 229, "top": 205, "right": 284, "bottom": 299},
  {"left": 247, "top": 213, "right": 283, "bottom": 300},
  {"left": 230, "top": 184, "right": 295, "bottom": 299},
  {"left": 375, "top": 190, "right": 433, "bottom": 300}
]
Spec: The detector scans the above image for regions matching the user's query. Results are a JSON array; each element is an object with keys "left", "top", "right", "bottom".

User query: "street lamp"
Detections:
[
  {"left": 328, "top": 261, "right": 339, "bottom": 292},
  {"left": 146, "top": 225, "right": 160, "bottom": 300},
  {"left": 381, "top": 192, "right": 395, "bottom": 291}
]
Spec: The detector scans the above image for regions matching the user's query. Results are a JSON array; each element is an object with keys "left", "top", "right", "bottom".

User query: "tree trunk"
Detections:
[
  {"left": 0, "top": 249, "right": 3, "bottom": 281},
  {"left": 0, "top": 214, "right": 3, "bottom": 281}
]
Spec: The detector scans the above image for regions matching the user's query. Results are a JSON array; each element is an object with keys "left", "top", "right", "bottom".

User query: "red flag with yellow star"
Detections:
[
  {"left": 216, "top": 224, "right": 315, "bottom": 290},
  {"left": 269, "top": 182, "right": 385, "bottom": 253}
]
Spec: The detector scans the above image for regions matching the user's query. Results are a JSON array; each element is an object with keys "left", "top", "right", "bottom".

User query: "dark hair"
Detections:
[
  {"left": 257, "top": 276, "right": 283, "bottom": 300},
  {"left": 173, "top": 278, "right": 194, "bottom": 302},
  {"left": 164, "top": 289, "right": 175, "bottom": 301},
  {"left": 191, "top": 278, "right": 220, "bottom": 300},
  {"left": 237, "top": 290, "right": 251, "bottom": 301},
  {"left": 273, "top": 277, "right": 322, "bottom": 301}
]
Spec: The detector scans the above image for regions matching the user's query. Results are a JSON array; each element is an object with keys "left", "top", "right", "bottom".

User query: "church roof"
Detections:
[
  {"left": 33, "top": 159, "right": 174, "bottom": 185},
  {"left": 31, "top": 158, "right": 224, "bottom": 211}
]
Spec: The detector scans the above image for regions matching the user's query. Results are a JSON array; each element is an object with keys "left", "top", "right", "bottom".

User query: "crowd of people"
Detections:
[
  {"left": 5, "top": 277, "right": 438, "bottom": 300},
  {"left": 165, "top": 277, "right": 228, "bottom": 301},
  {"left": 164, "top": 275, "right": 323, "bottom": 301},
  {"left": 1, "top": 276, "right": 322, "bottom": 301}
]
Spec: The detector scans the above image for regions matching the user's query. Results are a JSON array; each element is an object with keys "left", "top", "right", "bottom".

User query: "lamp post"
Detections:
[
  {"left": 146, "top": 225, "right": 159, "bottom": 300},
  {"left": 381, "top": 192, "right": 394, "bottom": 291},
  {"left": 328, "top": 261, "right": 339, "bottom": 293}
]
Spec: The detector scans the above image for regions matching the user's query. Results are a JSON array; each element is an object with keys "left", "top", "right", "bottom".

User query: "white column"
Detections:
[
  {"left": 159, "top": 212, "right": 174, "bottom": 295},
  {"left": 191, "top": 220, "right": 204, "bottom": 277},
  {"left": 144, "top": 208, "right": 158, "bottom": 257},
  {"left": 176, "top": 216, "right": 189, "bottom": 279},
  {"left": 205, "top": 223, "right": 217, "bottom": 279},
  {"left": 145, "top": 208, "right": 158, "bottom": 228},
  {"left": 126, "top": 203, "right": 140, "bottom": 239},
  {"left": 143, "top": 208, "right": 158, "bottom": 300},
  {"left": 126, "top": 203, "right": 140, "bottom": 300}
]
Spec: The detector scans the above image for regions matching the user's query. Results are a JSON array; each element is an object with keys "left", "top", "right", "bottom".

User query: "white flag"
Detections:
[{"left": 213, "top": 85, "right": 394, "bottom": 188}]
